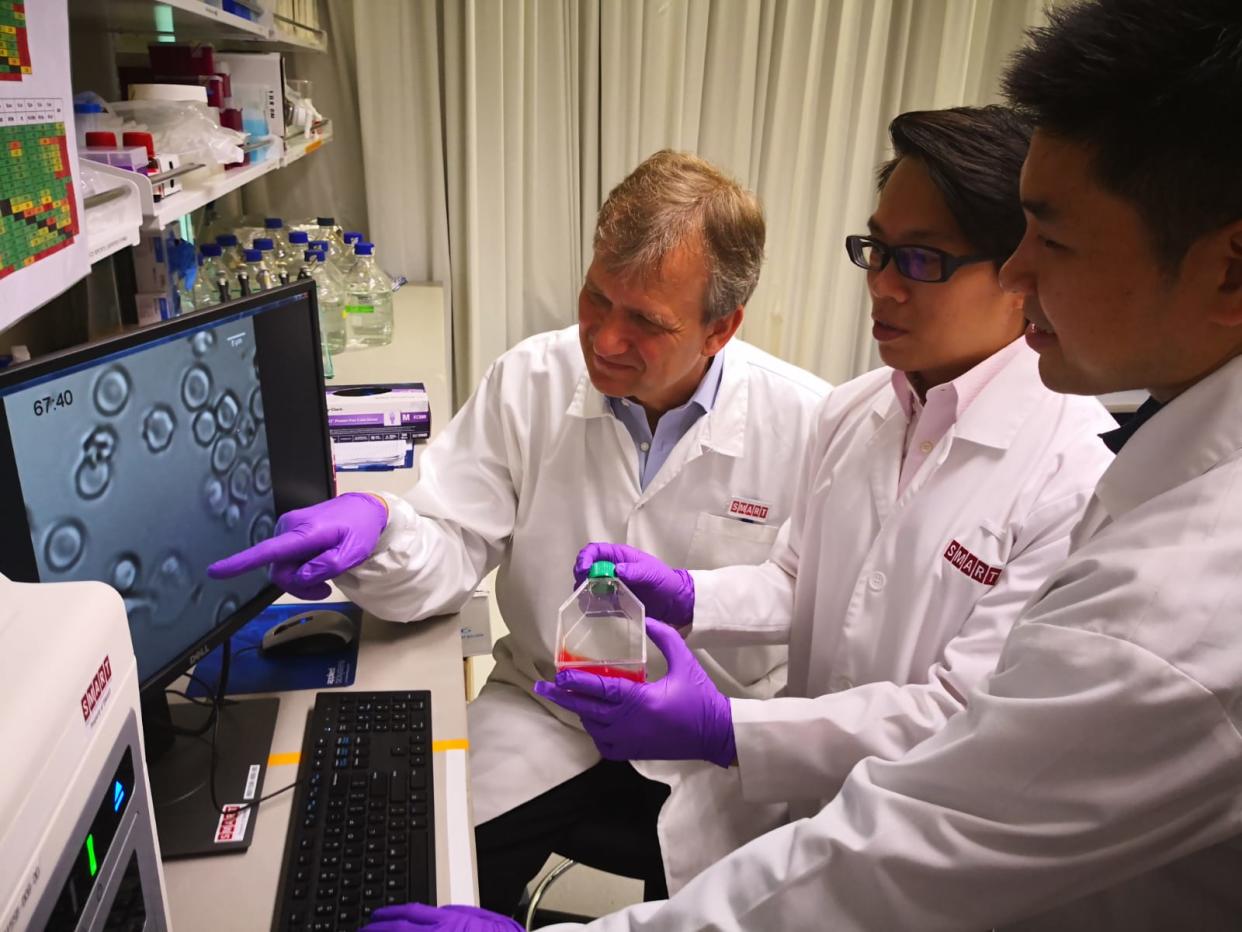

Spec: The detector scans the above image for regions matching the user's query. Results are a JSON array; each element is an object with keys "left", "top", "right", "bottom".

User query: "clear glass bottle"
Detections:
[
  {"left": 303, "top": 249, "right": 347, "bottom": 355},
  {"left": 288, "top": 229, "right": 310, "bottom": 269},
  {"left": 555, "top": 561, "right": 647, "bottom": 682},
  {"left": 321, "top": 334, "right": 334, "bottom": 380},
  {"left": 336, "top": 231, "right": 363, "bottom": 278},
  {"left": 242, "top": 247, "right": 275, "bottom": 293},
  {"left": 187, "top": 270, "right": 209, "bottom": 311},
  {"left": 207, "top": 242, "right": 234, "bottom": 303},
  {"left": 215, "top": 232, "right": 245, "bottom": 272},
  {"left": 215, "top": 268, "right": 232, "bottom": 303},
  {"left": 251, "top": 237, "right": 286, "bottom": 285},
  {"left": 199, "top": 242, "right": 226, "bottom": 282},
  {"left": 295, "top": 249, "right": 316, "bottom": 281},
  {"left": 176, "top": 275, "right": 195, "bottom": 315},
  {"left": 315, "top": 217, "right": 346, "bottom": 260},
  {"left": 310, "top": 239, "right": 349, "bottom": 291},
  {"left": 263, "top": 217, "right": 297, "bottom": 269},
  {"left": 190, "top": 243, "right": 226, "bottom": 311},
  {"left": 343, "top": 242, "right": 394, "bottom": 347}
]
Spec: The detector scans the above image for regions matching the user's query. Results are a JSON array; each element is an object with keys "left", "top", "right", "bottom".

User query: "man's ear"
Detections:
[
  {"left": 1207, "top": 222, "right": 1242, "bottom": 327},
  {"left": 703, "top": 306, "right": 745, "bottom": 356}
]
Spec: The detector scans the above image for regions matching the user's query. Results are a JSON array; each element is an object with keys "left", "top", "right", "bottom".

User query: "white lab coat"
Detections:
[
  {"left": 335, "top": 326, "right": 829, "bottom": 886},
  {"left": 545, "top": 353, "right": 1242, "bottom": 930},
  {"left": 658, "top": 341, "right": 1115, "bottom": 885}
]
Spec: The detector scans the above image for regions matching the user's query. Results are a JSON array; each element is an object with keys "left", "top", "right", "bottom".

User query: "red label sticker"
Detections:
[
  {"left": 727, "top": 498, "right": 770, "bottom": 522},
  {"left": 943, "top": 540, "right": 1002, "bottom": 586},
  {"left": 214, "top": 804, "right": 251, "bottom": 843},
  {"left": 80, "top": 655, "right": 112, "bottom": 723}
]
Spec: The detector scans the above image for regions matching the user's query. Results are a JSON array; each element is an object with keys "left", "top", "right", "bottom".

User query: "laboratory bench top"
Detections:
[{"left": 161, "top": 602, "right": 477, "bottom": 929}]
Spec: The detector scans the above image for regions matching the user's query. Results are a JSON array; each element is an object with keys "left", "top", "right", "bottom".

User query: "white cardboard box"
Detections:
[
  {"left": 459, "top": 588, "right": 494, "bottom": 658},
  {"left": 131, "top": 229, "right": 176, "bottom": 291},
  {"left": 217, "top": 51, "right": 287, "bottom": 138}
]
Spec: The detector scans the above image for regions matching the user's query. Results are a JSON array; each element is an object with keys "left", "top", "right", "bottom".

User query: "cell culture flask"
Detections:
[{"left": 555, "top": 560, "right": 647, "bottom": 682}]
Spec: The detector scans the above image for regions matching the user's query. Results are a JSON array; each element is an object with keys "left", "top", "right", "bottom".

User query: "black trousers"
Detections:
[{"left": 475, "top": 760, "right": 670, "bottom": 917}]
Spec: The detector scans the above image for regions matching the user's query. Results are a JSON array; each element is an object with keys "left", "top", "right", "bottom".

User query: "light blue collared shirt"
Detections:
[{"left": 608, "top": 352, "right": 725, "bottom": 489}]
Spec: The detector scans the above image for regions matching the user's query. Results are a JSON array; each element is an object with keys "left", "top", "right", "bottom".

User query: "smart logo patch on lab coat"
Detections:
[
  {"left": 943, "top": 539, "right": 1002, "bottom": 586},
  {"left": 727, "top": 497, "right": 770, "bottom": 522}
]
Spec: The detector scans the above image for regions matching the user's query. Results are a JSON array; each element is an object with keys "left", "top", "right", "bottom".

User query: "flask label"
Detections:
[{"left": 345, "top": 304, "right": 375, "bottom": 314}]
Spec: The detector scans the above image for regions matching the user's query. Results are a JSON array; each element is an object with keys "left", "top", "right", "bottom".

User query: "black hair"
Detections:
[
  {"left": 1003, "top": 0, "right": 1242, "bottom": 271},
  {"left": 877, "top": 106, "right": 1033, "bottom": 266}
]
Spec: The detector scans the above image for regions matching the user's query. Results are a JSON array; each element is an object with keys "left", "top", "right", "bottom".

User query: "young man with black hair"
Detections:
[{"left": 359, "top": 0, "right": 1242, "bottom": 929}]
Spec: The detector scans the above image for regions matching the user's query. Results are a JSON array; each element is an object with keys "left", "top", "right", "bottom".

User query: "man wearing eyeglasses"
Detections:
[{"left": 533, "top": 105, "right": 1118, "bottom": 888}]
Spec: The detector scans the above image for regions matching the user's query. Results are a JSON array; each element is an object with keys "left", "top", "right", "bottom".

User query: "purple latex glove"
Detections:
[
  {"left": 361, "top": 903, "right": 521, "bottom": 931},
  {"left": 535, "top": 618, "right": 735, "bottom": 767},
  {"left": 574, "top": 542, "right": 695, "bottom": 628},
  {"left": 205, "top": 493, "right": 388, "bottom": 600}
]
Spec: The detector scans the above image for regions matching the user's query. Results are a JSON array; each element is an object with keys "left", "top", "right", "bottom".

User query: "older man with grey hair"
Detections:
[{"left": 208, "top": 149, "right": 830, "bottom": 917}]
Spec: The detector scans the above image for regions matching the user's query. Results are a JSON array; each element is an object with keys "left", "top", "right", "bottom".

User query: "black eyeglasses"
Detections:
[{"left": 844, "top": 235, "right": 992, "bottom": 284}]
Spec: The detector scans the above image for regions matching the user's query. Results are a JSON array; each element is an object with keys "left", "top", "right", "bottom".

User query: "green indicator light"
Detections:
[{"left": 86, "top": 834, "right": 98, "bottom": 877}]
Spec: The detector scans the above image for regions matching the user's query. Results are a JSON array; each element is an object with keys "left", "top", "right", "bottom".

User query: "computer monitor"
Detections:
[{"left": 0, "top": 281, "right": 335, "bottom": 855}]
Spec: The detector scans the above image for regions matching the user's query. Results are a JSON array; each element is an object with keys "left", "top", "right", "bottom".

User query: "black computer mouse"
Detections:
[{"left": 260, "top": 610, "right": 357, "bottom": 657}]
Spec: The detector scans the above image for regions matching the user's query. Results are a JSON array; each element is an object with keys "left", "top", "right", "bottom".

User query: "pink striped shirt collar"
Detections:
[
  {"left": 890, "top": 337, "right": 1028, "bottom": 496},
  {"left": 890, "top": 336, "right": 1027, "bottom": 422}
]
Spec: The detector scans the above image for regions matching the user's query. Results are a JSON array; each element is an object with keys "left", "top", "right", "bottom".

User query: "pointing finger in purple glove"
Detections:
[
  {"left": 573, "top": 542, "right": 695, "bottom": 628},
  {"left": 535, "top": 618, "right": 736, "bottom": 768},
  {"left": 206, "top": 492, "right": 388, "bottom": 601},
  {"left": 360, "top": 902, "right": 522, "bottom": 931}
]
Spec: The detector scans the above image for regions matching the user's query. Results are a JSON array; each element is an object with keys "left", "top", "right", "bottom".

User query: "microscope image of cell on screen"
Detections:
[
  {"left": 0, "top": 281, "right": 337, "bottom": 859},
  {"left": 8, "top": 321, "right": 275, "bottom": 682}
]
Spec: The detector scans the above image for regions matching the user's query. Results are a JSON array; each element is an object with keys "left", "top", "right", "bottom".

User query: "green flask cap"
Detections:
[
  {"left": 588, "top": 561, "right": 616, "bottom": 579},
  {"left": 588, "top": 560, "right": 617, "bottom": 595}
]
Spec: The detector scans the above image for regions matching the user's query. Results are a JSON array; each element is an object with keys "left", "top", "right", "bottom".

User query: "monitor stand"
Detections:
[{"left": 141, "top": 690, "right": 281, "bottom": 859}]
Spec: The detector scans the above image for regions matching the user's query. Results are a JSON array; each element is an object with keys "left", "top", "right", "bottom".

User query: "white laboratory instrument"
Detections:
[{"left": 0, "top": 577, "right": 169, "bottom": 931}]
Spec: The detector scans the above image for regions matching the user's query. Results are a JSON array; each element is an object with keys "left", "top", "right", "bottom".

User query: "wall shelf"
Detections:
[
  {"left": 280, "top": 120, "right": 331, "bottom": 167},
  {"left": 80, "top": 162, "right": 144, "bottom": 263},
  {"left": 269, "top": 10, "right": 327, "bottom": 52},
  {"left": 72, "top": 0, "right": 265, "bottom": 43},
  {"left": 66, "top": 0, "right": 335, "bottom": 231},
  {"left": 70, "top": 0, "right": 327, "bottom": 52},
  {"left": 86, "top": 127, "right": 330, "bottom": 232},
  {"left": 89, "top": 147, "right": 278, "bottom": 230}
]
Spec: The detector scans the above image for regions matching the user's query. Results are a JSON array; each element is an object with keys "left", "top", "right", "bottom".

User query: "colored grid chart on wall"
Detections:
[
  {"left": 0, "top": 1, "right": 29, "bottom": 80},
  {"left": 0, "top": 98, "right": 78, "bottom": 279}
]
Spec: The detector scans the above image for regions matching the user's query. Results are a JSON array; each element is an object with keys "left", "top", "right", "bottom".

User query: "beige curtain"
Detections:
[
  {"left": 351, "top": 0, "right": 1053, "bottom": 403},
  {"left": 597, "top": 0, "right": 1052, "bottom": 382},
  {"left": 437, "top": 0, "right": 599, "bottom": 406}
]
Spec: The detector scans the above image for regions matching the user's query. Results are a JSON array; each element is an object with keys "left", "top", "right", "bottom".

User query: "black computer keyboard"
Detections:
[{"left": 271, "top": 690, "right": 436, "bottom": 932}]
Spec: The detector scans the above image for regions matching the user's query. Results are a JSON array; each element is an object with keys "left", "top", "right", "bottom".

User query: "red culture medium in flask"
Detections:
[{"left": 555, "top": 648, "right": 646, "bottom": 683}]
